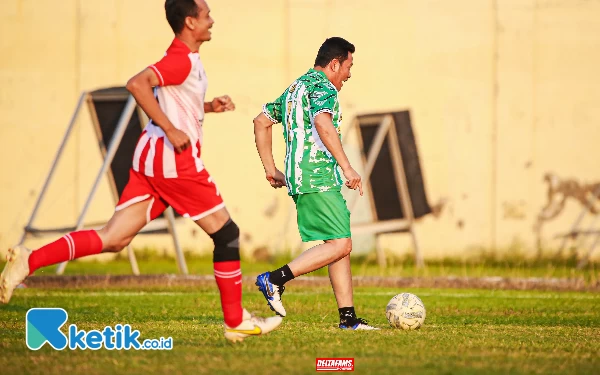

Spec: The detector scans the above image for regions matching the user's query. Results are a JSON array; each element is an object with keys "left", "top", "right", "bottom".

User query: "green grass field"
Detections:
[
  {"left": 1, "top": 283, "right": 598, "bottom": 375},
  {"left": 25, "top": 253, "right": 600, "bottom": 282}
]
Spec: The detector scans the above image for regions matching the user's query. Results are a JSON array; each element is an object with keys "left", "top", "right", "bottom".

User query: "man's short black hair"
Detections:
[
  {"left": 165, "top": 0, "right": 199, "bottom": 34},
  {"left": 314, "top": 37, "right": 355, "bottom": 67}
]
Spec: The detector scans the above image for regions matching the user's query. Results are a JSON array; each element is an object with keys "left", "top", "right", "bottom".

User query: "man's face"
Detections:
[
  {"left": 332, "top": 52, "right": 353, "bottom": 91},
  {"left": 189, "top": 0, "right": 214, "bottom": 42}
]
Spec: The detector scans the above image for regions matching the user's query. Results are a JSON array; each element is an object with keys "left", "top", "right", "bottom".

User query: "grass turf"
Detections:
[
  {"left": 22, "top": 254, "right": 600, "bottom": 284},
  {"left": 0, "top": 285, "right": 598, "bottom": 375}
]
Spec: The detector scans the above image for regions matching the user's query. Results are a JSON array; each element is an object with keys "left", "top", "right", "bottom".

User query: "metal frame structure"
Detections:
[
  {"left": 344, "top": 113, "right": 424, "bottom": 268},
  {"left": 18, "top": 89, "right": 188, "bottom": 275}
]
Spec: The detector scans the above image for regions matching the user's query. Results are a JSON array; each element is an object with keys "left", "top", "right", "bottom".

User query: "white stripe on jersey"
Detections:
[
  {"left": 133, "top": 40, "right": 208, "bottom": 179},
  {"left": 165, "top": 85, "right": 199, "bottom": 139},
  {"left": 283, "top": 86, "right": 294, "bottom": 189},
  {"left": 144, "top": 135, "right": 157, "bottom": 177},
  {"left": 132, "top": 132, "right": 150, "bottom": 172},
  {"left": 163, "top": 138, "right": 177, "bottom": 178},
  {"left": 293, "top": 85, "right": 307, "bottom": 189}
]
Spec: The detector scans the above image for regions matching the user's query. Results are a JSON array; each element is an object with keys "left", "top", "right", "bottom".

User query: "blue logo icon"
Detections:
[
  {"left": 26, "top": 308, "right": 69, "bottom": 350},
  {"left": 25, "top": 308, "right": 173, "bottom": 351}
]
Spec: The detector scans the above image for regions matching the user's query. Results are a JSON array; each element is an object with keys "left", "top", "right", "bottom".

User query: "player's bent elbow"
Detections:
[
  {"left": 253, "top": 122, "right": 262, "bottom": 138},
  {"left": 125, "top": 77, "right": 142, "bottom": 95},
  {"left": 253, "top": 116, "right": 261, "bottom": 131},
  {"left": 126, "top": 73, "right": 152, "bottom": 95},
  {"left": 253, "top": 116, "right": 270, "bottom": 135}
]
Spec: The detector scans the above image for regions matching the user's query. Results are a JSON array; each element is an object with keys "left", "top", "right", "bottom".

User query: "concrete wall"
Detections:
[{"left": 1, "top": 0, "right": 599, "bottom": 261}]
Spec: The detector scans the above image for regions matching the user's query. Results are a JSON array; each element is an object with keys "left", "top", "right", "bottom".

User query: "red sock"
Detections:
[
  {"left": 214, "top": 260, "right": 243, "bottom": 327},
  {"left": 28, "top": 230, "right": 103, "bottom": 274}
]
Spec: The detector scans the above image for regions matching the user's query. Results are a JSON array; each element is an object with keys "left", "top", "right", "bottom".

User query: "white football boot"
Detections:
[
  {"left": 255, "top": 272, "right": 287, "bottom": 317},
  {"left": 339, "top": 317, "right": 380, "bottom": 330},
  {"left": 224, "top": 308, "right": 283, "bottom": 343},
  {"left": 1, "top": 245, "right": 33, "bottom": 304}
]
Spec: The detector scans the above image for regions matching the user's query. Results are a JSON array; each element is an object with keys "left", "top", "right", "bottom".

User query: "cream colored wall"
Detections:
[
  {"left": 1, "top": 0, "right": 599, "bottom": 261},
  {"left": 492, "top": 0, "right": 600, "bottom": 257}
]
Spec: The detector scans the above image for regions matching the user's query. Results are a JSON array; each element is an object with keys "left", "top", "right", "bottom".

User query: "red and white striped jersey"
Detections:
[{"left": 133, "top": 38, "right": 208, "bottom": 178}]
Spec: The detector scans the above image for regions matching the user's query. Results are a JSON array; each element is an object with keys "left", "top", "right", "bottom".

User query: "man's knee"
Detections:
[
  {"left": 97, "top": 228, "right": 130, "bottom": 253},
  {"left": 341, "top": 238, "right": 353, "bottom": 257},
  {"left": 331, "top": 238, "right": 352, "bottom": 258},
  {"left": 210, "top": 220, "right": 240, "bottom": 262}
]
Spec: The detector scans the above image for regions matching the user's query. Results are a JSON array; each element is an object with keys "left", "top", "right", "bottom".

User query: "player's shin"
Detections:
[
  {"left": 211, "top": 220, "right": 243, "bottom": 327},
  {"left": 28, "top": 230, "right": 103, "bottom": 274}
]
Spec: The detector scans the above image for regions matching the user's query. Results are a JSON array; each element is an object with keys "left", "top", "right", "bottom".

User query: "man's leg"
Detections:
[
  {"left": 267, "top": 237, "right": 352, "bottom": 290},
  {"left": 1, "top": 200, "right": 151, "bottom": 304},
  {"left": 287, "top": 238, "right": 351, "bottom": 277},
  {"left": 328, "top": 253, "right": 353, "bottom": 309},
  {"left": 194, "top": 207, "right": 282, "bottom": 342},
  {"left": 194, "top": 208, "right": 243, "bottom": 328},
  {"left": 257, "top": 192, "right": 352, "bottom": 317},
  {"left": 280, "top": 237, "right": 373, "bottom": 328},
  {"left": 256, "top": 238, "right": 351, "bottom": 317},
  {"left": 328, "top": 243, "right": 378, "bottom": 330},
  {"left": 148, "top": 168, "right": 281, "bottom": 341}
]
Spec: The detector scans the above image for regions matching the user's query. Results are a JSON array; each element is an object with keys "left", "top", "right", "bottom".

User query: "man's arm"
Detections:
[
  {"left": 125, "top": 68, "right": 190, "bottom": 153},
  {"left": 254, "top": 112, "right": 285, "bottom": 188},
  {"left": 314, "top": 112, "right": 363, "bottom": 195}
]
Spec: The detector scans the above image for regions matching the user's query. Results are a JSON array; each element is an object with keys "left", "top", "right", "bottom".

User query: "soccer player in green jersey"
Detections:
[{"left": 253, "top": 37, "right": 377, "bottom": 330}]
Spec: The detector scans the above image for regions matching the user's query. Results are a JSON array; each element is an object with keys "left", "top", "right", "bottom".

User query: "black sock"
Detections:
[
  {"left": 339, "top": 307, "right": 357, "bottom": 323},
  {"left": 268, "top": 264, "right": 294, "bottom": 286}
]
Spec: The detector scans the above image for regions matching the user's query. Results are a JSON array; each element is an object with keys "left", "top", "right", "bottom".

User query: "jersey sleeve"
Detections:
[
  {"left": 262, "top": 95, "right": 283, "bottom": 124},
  {"left": 149, "top": 52, "right": 192, "bottom": 87},
  {"left": 308, "top": 83, "right": 338, "bottom": 119}
]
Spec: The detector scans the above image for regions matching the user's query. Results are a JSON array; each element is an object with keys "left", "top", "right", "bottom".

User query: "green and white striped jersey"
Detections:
[{"left": 263, "top": 69, "right": 344, "bottom": 195}]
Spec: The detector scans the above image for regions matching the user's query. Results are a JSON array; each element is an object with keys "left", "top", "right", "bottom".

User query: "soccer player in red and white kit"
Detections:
[{"left": 0, "top": 0, "right": 282, "bottom": 342}]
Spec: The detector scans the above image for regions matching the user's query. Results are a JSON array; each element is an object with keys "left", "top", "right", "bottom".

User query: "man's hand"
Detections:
[
  {"left": 266, "top": 169, "right": 286, "bottom": 189},
  {"left": 342, "top": 166, "right": 363, "bottom": 196},
  {"left": 165, "top": 128, "right": 191, "bottom": 153},
  {"left": 211, "top": 95, "right": 235, "bottom": 113}
]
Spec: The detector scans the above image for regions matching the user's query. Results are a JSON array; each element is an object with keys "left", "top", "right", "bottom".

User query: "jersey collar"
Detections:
[
  {"left": 308, "top": 68, "right": 328, "bottom": 81},
  {"left": 172, "top": 37, "right": 198, "bottom": 53}
]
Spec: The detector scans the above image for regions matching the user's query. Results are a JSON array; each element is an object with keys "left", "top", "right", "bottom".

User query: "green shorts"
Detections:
[{"left": 292, "top": 191, "right": 351, "bottom": 242}]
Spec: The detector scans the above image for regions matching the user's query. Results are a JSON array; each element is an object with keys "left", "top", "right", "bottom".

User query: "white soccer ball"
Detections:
[{"left": 386, "top": 293, "right": 426, "bottom": 330}]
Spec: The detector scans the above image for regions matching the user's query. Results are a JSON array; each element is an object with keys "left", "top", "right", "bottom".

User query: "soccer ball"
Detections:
[{"left": 386, "top": 293, "right": 426, "bottom": 330}]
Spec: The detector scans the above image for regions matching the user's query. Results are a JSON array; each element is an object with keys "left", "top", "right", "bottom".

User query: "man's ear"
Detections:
[
  {"left": 185, "top": 16, "right": 196, "bottom": 30},
  {"left": 330, "top": 59, "right": 340, "bottom": 72}
]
